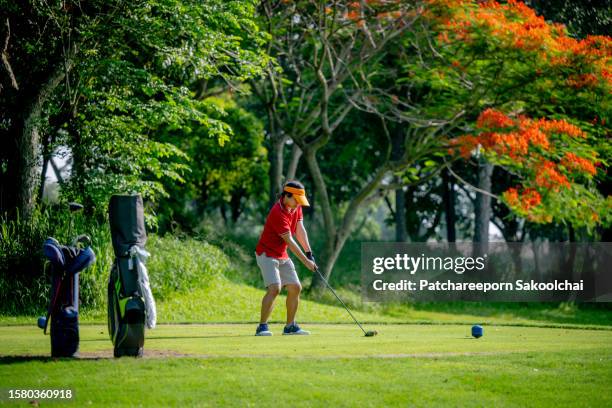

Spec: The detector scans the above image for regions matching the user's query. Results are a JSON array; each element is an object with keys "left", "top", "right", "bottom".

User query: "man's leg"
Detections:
[
  {"left": 285, "top": 283, "right": 301, "bottom": 325},
  {"left": 278, "top": 258, "right": 309, "bottom": 335},
  {"left": 260, "top": 284, "right": 281, "bottom": 324}
]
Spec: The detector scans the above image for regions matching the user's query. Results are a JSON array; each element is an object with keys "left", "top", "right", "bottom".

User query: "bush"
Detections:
[
  {"left": 0, "top": 205, "right": 111, "bottom": 315},
  {"left": 0, "top": 206, "right": 242, "bottom": 315},
  {"left": 146, "top": 235, "right": 232, "bottom": 300}
]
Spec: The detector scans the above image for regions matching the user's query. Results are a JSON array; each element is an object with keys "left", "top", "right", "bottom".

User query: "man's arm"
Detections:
[
  {"left": 281, "top": 232, "right": 316, "bottom": 271},
  {"left": 295, "top": 220, "right": 312, "bottom": 254}
]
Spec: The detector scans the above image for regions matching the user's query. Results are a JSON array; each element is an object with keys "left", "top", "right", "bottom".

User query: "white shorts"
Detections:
[{"left": 255, "top": 252, "right": 300, "bottom": 288}]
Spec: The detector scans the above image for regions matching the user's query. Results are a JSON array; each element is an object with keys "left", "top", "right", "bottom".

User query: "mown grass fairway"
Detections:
[{"left": 1, "top": 324, "right": 611, "bottom": 406}]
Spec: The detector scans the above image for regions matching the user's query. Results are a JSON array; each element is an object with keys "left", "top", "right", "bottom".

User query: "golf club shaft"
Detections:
[{"left": 315, "top": 267, "right": 367, "bottom": 335}]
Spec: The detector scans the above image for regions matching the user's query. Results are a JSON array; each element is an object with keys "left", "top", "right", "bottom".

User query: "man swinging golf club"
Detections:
[{"left": 254, "top": 180, "right": 317, "bottom": 336}]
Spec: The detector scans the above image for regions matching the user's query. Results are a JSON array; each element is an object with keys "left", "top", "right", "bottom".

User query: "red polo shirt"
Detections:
[{"left": 256, "top": 198, "right": 303, "bottom": 259}]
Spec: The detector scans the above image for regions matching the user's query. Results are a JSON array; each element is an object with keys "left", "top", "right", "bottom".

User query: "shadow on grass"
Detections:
[
  {"left": 147, "top": 334, "right": 254, "bottom": 340},
  {"left": 0, "top": 355, "right": 112, "bottom": 364},
  {"left": 0, "top": 355, "right": 57, "bottom": 364},
  {"left": 79, "top": 334, "right": 254, "bottom": 343}
]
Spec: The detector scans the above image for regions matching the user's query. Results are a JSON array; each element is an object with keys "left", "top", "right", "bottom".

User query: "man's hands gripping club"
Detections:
[
  {"left": 306, "top": 251, "right": 317, "bottom": 271},
  {"left": 280, "top": 232, "right": 317, "bottom": 272}
]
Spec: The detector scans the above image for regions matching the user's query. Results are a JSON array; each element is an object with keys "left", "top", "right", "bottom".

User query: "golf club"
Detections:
[{"left": 314, "top": 267, "right": 377, "bottom": 337}]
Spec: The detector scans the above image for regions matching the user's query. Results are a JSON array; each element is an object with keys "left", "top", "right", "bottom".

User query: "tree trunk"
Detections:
[
  {"left": 304, "top": 147, "right": 338, "bottom": 291},
  {"left": 473, "top": 158, "right": 493, "bottom": 256},
  {"left": 69, "top": 122, "right": 85, "bottom": 195},
  {"left": 304, "top": 146, "right": 335, "bottom": 259},
  {"left": 286, "top": 143, "right": 302, "bottom": 180},
  {"left": 38, "top": 135, "right": 50, "bottom": 202},
  {"left": 442, "top": 167, "right": 456, "bottom": 243},
  {"left": 230, "top": 189, "right": 244, "bottom": 223},
  {"left": 404, "top": 187, "right": 417, "bottom": 241},
  {"left": 268, "top": 135, "right": 286, "bottom": 208},
  {"left": 219, "top": 203, "right": 228, "bottom": 225},
  {"left": 6, "top": 50, "right": 75, "bottom": 220},
  {"left": 395, "top": 188, "right": 406, "bottom": 242},
  {"left": 306, "top": 144, "right": 391, "bottom": 291},
  {"left": 392, "top": 125, "right": 406, "bottom": 242},
  {"left": 596, "top": 173, "right": 612, "bottom": 241},
  {"left": 532, "top": 240, "right": 542, "bottom": 280},
  {"left": 15, "top": 111, "right": 43, "bottom": 219}
]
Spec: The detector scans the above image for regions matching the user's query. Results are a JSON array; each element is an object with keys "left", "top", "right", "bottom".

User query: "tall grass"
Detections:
[{"left": 0, "top": 206, "right": 112, "bottom": 315}]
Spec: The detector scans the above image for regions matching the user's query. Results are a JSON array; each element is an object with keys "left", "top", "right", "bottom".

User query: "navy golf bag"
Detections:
[
  {"left": 107, "top": 194, "right": 156, "bottom": 358},
  {"left": 41, "top": 238, "right": 95, "bottom": 357}
]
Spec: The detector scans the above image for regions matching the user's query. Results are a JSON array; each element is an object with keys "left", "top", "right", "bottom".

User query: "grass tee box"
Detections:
[{"left": 1, "top": 324, "right": 611, "bottom": 406}]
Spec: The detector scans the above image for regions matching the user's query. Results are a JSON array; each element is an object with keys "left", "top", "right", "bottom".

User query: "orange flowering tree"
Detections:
[
  {"left": 451, "top": 109, "right": 610, "bottom": 229},
  {"left": 408, "top": 0, "right": 612, "bottom": 231},
  {"left": 426, "top": 0, "right": 611, "bottom": 113}
]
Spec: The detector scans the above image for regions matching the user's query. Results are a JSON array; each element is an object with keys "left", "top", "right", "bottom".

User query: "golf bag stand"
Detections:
[
  {"left": 107, "top": 194, "right": 149, "bottom": 358},
  {"left": 41, "top": 238, "right": 95, "bottom": 357}
]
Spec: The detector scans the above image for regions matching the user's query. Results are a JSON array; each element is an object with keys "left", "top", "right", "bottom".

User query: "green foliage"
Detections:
[
  {"left": 527, "top": 0, "right": 611, "bottom": 39},
  {"left": 156, "top": 95, "right": 269, "bottom": 231},
  {"left": 314, "top": 111, "right": 389, "bottom": 204},
  {"left": 1, "top": 0, "right": 270, "bottom": 222},
  {"left": 62, "top": 0, "right": 270, "bottom": 216}
]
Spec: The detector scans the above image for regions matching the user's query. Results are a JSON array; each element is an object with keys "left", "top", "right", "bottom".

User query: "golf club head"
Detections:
[{"left": 365, "top": 330, "right": 378, "bottom": 337}]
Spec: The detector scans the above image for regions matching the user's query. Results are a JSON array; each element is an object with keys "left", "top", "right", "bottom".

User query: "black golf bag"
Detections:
[
  {"left": 41, "top": 238, "right": 95, "bottom": 357},
  {"left": 107, "top": 194, "right": 156, "bottom": 357}
]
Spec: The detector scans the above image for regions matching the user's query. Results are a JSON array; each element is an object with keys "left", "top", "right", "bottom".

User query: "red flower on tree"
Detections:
[
  {"left": 534, "top": 161, "right": 571, "bottom": 190},
  {"left": 476, "top": 108, "right": 515, "bottom": 130},
  {"left": 502, "top": 186, "right": 542, "bottom": 213},
  {"left": 561, "top": 152, "right": 597, "bottom": 176},
  {"left": 428, "top": 1, "right": 609, "bottom": 227},
  {"left": 451, "top": 109, "right": 600, "bottom": 222}
]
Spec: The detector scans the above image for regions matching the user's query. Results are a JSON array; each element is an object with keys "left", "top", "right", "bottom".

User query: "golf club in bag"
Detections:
[
  {"left": 107, "top": 194, "right": 156, "bottom": 357},
  {"left": 38, "top": 203, "right": 96, "bottom": 357}
]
